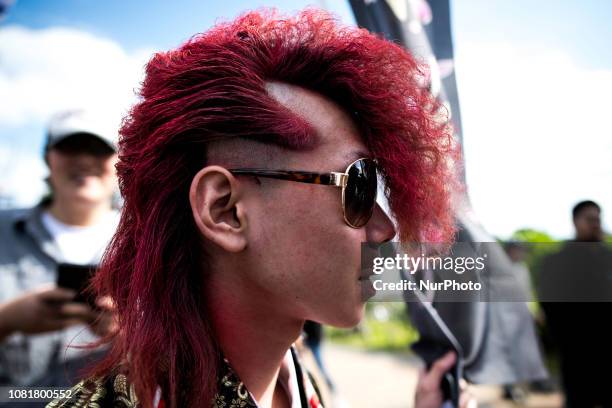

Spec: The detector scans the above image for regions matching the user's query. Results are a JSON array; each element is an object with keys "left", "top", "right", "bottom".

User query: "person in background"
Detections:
[
  {"left": 572, "top": 200, "right": 605, "bottom": 243},
  {"left": 539, "top": 200, "right": 612, "bottom": 408},
  {"left": 500, "top": 241, "right": 555, "bottom": 400},
  {"left": 499, "top": 242, "right": 530, "bottom": 403},
  {"left": 0, "top": 110, "right": 119, "bottom": 390}
]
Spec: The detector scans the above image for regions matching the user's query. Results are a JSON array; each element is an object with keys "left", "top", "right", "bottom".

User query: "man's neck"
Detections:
[
  {"left": 47, "top": 197, "right": 112, "bottom": 226},
  {"left": 206, "top": 275, "right": 303, "bottom": 408}
]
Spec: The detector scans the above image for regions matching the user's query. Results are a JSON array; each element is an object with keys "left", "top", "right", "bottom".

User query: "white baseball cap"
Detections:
[{"left": 45, "top": 110, "right": 118, "bottom": 152}]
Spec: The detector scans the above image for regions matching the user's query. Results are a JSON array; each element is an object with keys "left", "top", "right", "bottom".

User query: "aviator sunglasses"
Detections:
[{"left": 228, "top": 158, "right": 378, "bottom": 228}]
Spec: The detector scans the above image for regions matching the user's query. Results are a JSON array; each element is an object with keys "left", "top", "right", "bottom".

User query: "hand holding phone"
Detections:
[
  {"left": 0, "top": 285, "right": 91, "bottom": 337},
  {"left": 414, "top": 351, "right": 475, "bottom": 408},
  {"left": 56, "top": 263, "right": 97, "bottom": 307}
]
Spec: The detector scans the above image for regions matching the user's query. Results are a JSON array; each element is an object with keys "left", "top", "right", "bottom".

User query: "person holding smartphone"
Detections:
[{"left": 0, "top": 110, "right": 119, "bottom": 388}]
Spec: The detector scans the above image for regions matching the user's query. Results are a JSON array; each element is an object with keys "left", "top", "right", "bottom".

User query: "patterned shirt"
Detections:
[{"left": 46, "top": 347, "right": 324, "bottom": 408}]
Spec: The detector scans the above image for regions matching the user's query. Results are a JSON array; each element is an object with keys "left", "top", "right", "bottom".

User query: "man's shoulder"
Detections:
[
  {"left": 46, "top": 374, "right": 138, "bottom": 408},
  {"left": 0, "top": 207, "right": 30, "bottom": 228}
]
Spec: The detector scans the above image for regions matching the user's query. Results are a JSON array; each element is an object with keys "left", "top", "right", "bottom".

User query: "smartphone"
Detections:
[{"left": 56, "top": 263, "right": 97, "bottom": 307}]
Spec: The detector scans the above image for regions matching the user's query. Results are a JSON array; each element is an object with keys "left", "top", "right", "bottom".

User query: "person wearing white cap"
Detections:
[{"left": 0, "top": 110, "right": 119, "bottom": 391}]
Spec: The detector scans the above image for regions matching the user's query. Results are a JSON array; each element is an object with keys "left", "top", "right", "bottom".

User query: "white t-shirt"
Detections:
[{"left": 41, "top": 210, "right": 119, "bottom": 264}]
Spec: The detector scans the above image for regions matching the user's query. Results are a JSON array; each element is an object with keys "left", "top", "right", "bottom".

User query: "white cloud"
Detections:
[
  {"left": 455, "top": 42, "right": 612, "bottom": 239},
  {"left": 0, "top": 146, "right": 46, "bottom": 207},
  {"left": 0, "top": 25, "right": 152, "bottom": 126}
]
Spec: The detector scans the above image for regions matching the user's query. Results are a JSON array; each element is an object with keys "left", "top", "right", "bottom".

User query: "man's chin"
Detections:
[{"left": 324, "top": 303, "right": 365, "bottom": 329}]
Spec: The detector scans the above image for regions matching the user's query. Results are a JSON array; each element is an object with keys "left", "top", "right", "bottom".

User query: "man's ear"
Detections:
[{"left": 189, "top": 166, "right": 248, "bottom": 252}]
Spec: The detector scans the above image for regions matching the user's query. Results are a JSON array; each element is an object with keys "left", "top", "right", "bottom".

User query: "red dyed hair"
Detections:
[{"left": 92, "top": 8, "right": 460, "bottom": 407}]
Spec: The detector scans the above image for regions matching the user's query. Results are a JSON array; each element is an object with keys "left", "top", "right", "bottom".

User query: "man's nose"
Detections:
[{"left": 366, "top": 204, "right": 396, "bottom": 244}]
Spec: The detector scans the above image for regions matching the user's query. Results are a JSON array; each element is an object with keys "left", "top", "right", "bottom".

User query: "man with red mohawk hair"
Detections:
[{"left": 49, "top": 8, "right": 466, "bottom": 408}]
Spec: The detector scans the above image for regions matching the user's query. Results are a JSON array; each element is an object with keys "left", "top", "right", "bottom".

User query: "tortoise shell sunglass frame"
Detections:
[{"left": 228, "top": 157, "right": 378, "bottom": 228}]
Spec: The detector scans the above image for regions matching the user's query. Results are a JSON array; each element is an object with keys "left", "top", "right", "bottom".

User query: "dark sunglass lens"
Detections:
[{"left": 345, "top": 159, "right": 377, "bottom": 227}]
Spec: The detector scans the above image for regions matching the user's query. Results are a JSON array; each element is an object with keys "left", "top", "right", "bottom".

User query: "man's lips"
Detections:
[{"left": 360, "top": 246, "right": 379, "bottom": 280}]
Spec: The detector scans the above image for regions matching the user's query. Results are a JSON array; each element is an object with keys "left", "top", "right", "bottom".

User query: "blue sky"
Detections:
[
  {"left": 5, "top": 0, "right": 610, "bottom": 67},
  {"left": 1, "top": 0, "right": 611, "bottom": 238},
  {"left": 452, "top": 0, "right": 612, "bottom": 70},
  {"left": 2, "top": 0, "right": 355, "bottom": 52}
]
